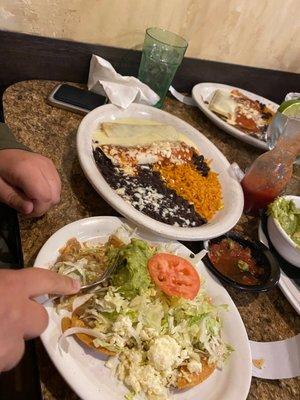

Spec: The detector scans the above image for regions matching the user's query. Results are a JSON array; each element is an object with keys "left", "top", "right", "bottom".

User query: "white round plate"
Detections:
[
  {"left": 192, "top": 82, "right": 279, "bottom": 150},
  {"left": 77, "top": 103, "right": 244, "bottom": 241},
  {"left": 258, "top": 222, "right": 300, "bottom": 315},
  {"left": 35, "top": 216, "right": 251, "bottom": 400}
]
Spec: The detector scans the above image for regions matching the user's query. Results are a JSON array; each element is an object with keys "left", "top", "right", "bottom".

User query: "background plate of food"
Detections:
[
  {"left": 77, "top": 103, "right": 243, "bottom": 241},
  {"left": 192, "top": 82, "right": 278, "bottom": 150},
  {"left": 35, "top": 216, "right": 252, "bottom": 400}
]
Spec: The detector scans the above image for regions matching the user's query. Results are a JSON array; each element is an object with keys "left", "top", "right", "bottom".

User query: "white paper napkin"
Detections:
[
  {"left": 88, "top": 55, "right": 160, "bottom": 109},
  {"left": 250, "top": 334, "right": 300, "bottom": 379}
]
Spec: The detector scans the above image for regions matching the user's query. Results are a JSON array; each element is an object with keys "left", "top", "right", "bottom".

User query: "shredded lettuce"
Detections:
[
  {"left": 74, "top": 285, "right": 232, "bottom": 367},
  {"left": 52, "top": 258, "right": 103, "bottom": 285},
  {"left": 113, "top": 224, "right": 137, "bottom": 245}
]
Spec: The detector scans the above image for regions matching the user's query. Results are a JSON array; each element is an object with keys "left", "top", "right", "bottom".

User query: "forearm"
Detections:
[{"left": 0, "top": 123, "right": 30, "bottom": 151}]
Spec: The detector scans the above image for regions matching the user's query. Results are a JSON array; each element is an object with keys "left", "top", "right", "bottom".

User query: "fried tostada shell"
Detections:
[
  {"left": 61, "top": 316, "right": 116, "bottom": 356},
  {"left": 177, "top": 361, "right": 215, "bottom": 389},
  {"left": 61, "top": 316, "right": 215, "bottom": 389}
]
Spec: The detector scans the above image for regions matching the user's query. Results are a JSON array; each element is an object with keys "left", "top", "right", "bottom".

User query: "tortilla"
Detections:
[
  {"left": 92, "top": 121, "right": 197, "bottom": 148},
  {"left": 109, "top": 118, "right": 163, "bottom": 126},
  {"left": 176, "top": 361, "right": 216, "bottom": 389},
  {"left": 61, "top": 316, "right": 116, "bottom": 356}
]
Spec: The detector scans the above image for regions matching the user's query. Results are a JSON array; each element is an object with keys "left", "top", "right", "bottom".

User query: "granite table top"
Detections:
[{"left": 3, "top": 80, "right": 300, "bottom": 400}]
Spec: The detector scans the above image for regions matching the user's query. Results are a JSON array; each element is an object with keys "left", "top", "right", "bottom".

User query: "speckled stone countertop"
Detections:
[{"left": 3, "top": 80, "right": 300, "bottom": 400}]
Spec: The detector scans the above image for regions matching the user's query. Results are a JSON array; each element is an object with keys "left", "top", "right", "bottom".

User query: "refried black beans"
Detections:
[
  {"left": 93, "top": 148, "right": 207, "bottom": 227},
  {"left": 192, "top": 154, "right": 210, "bottom": 177}
]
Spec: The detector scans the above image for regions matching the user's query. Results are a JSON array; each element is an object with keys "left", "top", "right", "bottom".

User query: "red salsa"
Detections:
[{"left": 208, "top": 238, "right": 265, "bottom": 286}]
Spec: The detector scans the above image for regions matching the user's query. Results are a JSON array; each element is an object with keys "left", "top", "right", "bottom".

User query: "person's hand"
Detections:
[
  {"left": 0, "top": 149, "right": 61, "bottom": 217},
  {"left": 0, "top": 267, "right": 80, "bottom": 372}
]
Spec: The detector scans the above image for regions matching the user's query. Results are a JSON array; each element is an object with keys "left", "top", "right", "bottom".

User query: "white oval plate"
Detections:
[
  {"left": 192, "top": 82, "right": 279, "bottom": 151},
  {"left": 77, "top": 103, "right": 244, "bottom": 241},
  {"left": 35, "top": 216, "right": 252, "bottom": 400}
]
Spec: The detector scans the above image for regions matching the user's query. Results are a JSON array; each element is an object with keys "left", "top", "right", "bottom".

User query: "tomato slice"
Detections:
[{"left": 147, "top": 253, "right": 200, "bottom": 300}]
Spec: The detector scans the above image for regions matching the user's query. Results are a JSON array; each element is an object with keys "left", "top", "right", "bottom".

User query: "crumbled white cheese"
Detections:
[
  {"left": 139, "top": 327, "right": 158, "bottom": 341},
  {"left": 102, "top": 140, "right": 193, "bottom": 170},
  {"left": 112, "top": 315, "right": 133, "bottom": 336},
  {"left": 187, "top": 359, "right": 202, "bottom": 374},
  {"left": 115, "top": 187, "right": 126, "bottom": 196},
  {"left": 125, "top": 364, "right": 168, "bottom": 398},
  {"left": 117, "top": 348, "right": 169, "bottom": 399},
  {"left": 147, "top": 336, "right": 181, "bottom": 372}
]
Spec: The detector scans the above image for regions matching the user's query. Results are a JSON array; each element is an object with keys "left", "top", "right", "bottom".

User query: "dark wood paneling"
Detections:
[
  {"left": 175, "top": 58, "right": 300, "bottom": 104},
  {"left": 0, "top": 30, "right": 299, "bottom": 104},
  {"left": 0, "top": 30, "right": 141, "bottom": 91}
]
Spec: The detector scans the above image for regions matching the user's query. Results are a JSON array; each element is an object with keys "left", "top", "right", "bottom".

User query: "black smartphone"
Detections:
[{"left": 48, "top": 83, "right": 107, "bottom": 114}]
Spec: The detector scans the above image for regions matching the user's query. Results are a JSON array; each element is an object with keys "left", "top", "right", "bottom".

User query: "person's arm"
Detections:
[{"left": 0, "top": 123, "right": 30, "bottom": 151}]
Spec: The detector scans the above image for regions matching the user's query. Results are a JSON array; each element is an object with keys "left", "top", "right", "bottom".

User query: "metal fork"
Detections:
[{"left": 43, "top": 253, "right": 120, "bottom": 305}]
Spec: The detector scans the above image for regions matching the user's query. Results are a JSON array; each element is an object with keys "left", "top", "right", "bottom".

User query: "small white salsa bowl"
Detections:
[{"left": 267, "top": 195, "right": 300, "bottom": 268}]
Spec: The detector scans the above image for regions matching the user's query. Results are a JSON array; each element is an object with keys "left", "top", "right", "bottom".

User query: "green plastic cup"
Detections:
[{"left": 138, "top": 27, "right": 188, "bottom": 108}]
